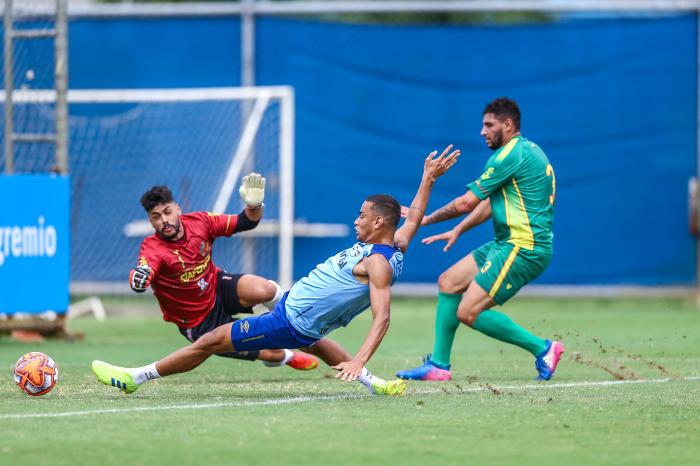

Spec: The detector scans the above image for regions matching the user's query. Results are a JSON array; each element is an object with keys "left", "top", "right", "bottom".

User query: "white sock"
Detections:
[
  {"left": 130, "top": 363, "right": 161, "bottom": 385},
  {"left": 357, "top": 367, "right": 386, "bottom": 389},
  {"left": 262, "top": 349, "right": 294, "bottom": 367},
  {"left": 261, "top": 280, "right": 284, "bottom": 311}
]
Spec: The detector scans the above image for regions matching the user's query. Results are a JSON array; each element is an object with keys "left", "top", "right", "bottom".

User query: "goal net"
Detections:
[{"left": 5, "top": 87, "right": 296, "bottom": 292}]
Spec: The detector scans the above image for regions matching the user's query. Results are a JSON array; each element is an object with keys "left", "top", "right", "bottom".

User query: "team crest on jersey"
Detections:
[
  {"left": 199, "top": 241, "right": 209, "bottom": 257},
  {"left": 197, "top": 278, "right": 209, "bottom": 291},
  {"left": 338, "top": 244, "right": 364, "bottom": 269}
]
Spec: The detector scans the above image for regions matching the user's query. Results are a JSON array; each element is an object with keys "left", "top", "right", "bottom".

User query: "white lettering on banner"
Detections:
[{"left": 0, "top": 216, "right": 58, "bottom": 267}]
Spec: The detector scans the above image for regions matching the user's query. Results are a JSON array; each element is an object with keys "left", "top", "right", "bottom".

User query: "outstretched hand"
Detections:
[
  {"left": 399, "top": 145, "right": 459, "bottom": 224},
  {"left": 423, "top": 144, "right": 460, "bottom": 181},
  {"left": 422, "top": 229, "right": 459, "bottom": 252},
  {"left": 332, "top": 359, "right": 364, "bottom": 382},
  {"left": 239, "top": 172, "right": 266, "bottom": 208},
  {"left": 129, "top": 266, "right": 153, "bottom": 293}
]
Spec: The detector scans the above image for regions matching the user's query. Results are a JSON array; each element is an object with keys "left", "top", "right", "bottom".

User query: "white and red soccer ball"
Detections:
[{"left": 14, "top": 352, "right": 58, "bottom": 396}]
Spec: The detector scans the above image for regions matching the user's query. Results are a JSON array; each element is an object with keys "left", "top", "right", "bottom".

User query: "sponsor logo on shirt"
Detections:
[
  {"left": 179, "top": 255, "right": 211, "bottom": 283},
  {"left": 481, "top": 167, "right": 495, "bottom": 180}
]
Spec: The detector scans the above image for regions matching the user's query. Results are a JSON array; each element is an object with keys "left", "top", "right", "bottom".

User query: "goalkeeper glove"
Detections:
[
  {"left": 129, "top": 266, "right": 153, "bottom": 293},
  {"left": 239, "top": 173, "right": 265, "bottom": 209}
]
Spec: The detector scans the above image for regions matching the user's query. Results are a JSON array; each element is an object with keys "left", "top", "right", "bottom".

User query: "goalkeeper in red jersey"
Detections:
[{"left": 128, "top": 173, "right": 318, "bottom": 373}]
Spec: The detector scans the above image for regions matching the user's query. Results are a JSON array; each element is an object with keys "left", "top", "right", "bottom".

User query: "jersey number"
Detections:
[{"left": 546, "top": 164, "right": 556, "bottom": 205}]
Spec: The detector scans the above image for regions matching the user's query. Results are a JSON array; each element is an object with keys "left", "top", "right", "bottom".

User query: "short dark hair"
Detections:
[
  {"left": 365, "top": 194, "right": 401, "bottom": 228},
  {"left": 483, "top": 97, "right": 521, "bottom": 130},
  {"left": 140, "top": 185, "right": 175, "bottom": 212}
]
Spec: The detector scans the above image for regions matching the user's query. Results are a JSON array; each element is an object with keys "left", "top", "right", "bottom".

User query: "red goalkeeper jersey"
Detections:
[{"left": 136, "top": 211, "right": 240, "bottom": 328}]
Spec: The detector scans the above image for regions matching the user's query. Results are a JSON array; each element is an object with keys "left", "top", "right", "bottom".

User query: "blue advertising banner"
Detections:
[
  {"left": 0, "top": 175, "right": 70, "bottom": 313},
  {"left": 2, "top": 14, "right": 695, "bottom": 286}
]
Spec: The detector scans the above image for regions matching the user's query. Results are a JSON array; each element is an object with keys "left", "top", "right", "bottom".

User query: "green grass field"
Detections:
[{"left": 1, "top": 297, "right": 699, "bottom": 466}]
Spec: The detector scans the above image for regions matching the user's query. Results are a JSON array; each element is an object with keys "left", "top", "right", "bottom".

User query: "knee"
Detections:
[
  {"left": 438, "top": 272, "right": 457, "bottom": 293},
  {"left": 457, "top": 306, "right": 479, "bottom": 327},
  {"left": 194, "top": 329, "right": 227, "bottom": 354},
  {"left": 259, "top": 280, "right": 278, "bottom": 301}
]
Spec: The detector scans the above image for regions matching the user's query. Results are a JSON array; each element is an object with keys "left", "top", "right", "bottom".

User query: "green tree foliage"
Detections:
[{"left": 96, "top": 1, "right": 556, "bottom": 24}]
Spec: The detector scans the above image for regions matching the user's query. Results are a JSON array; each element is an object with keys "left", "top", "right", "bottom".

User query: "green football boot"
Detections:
[
  {"left": 91, "top": 360, "right": 139, "bottom": 394},
  {"left": 368, "top": 378, "right": 407, "bottom": 396}
]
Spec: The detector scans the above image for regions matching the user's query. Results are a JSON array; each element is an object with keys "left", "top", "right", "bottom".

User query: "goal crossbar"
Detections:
[
  {"left": 0, "top": 86, "right": 294, "bottom": 104},
  {"left": 3, "top": 86, "right": 349, "bottom": 291}
]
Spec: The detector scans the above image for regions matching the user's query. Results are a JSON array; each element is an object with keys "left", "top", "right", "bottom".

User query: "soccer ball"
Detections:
[{"left": 14, "top": 352, "right": 58, "bottom": 396}]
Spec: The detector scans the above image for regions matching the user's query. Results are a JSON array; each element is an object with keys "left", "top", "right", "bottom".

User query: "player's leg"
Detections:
[
  {"left": 462, "top": 243, "right": 564, "bottom": 380},
  {"left": 397, "top": 247, "right": 485, "bottom": 381},
  {"left": 301, "top": 338, "right": 352, "bottom": 366},
  {"left": 234, "top": 273, "right": 283, "bottom": 310},
  {"left": 218, "top": 272, "right": 317, "bottom": 370},
  {"left": 92, "top": 322, "right": 236, "bottom": 393},
  {"left": 431, "top": 253, "right": 480, "bottom": 366},
  {"left": 302, "top": 339, "right": 406, "bottom": 396},
  {"left": 157, "top": 323, "right": 235, "bottom": 376},
  {"left": 458, "top": 279, "right": 552, "bottom": 365}
]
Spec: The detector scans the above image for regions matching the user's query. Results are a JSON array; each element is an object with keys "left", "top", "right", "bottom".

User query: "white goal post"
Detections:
[{"left": 2, "top": 86, "right": 348, "bottom": 292}]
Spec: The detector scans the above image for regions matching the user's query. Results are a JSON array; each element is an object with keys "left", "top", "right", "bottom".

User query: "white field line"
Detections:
[
  {"left": 413, "top": 375, "right": 700, "bottom": 395},
  {"left": 2, "top": 376, "right": 698, "bottom": 420},
  {"left": 0, "top": 394, "right": 361, "bottom": 420}
]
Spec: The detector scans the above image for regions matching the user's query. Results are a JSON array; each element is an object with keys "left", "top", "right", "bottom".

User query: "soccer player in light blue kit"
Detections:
[{"left": 92, "top": 145, "right": 460, "bottom": 395}]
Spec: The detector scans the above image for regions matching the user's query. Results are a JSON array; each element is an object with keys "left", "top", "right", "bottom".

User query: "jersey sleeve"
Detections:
[
  {"left": 202, "top": 211, "right": 239, "bottom": 238},
  {"left": 137, "top": 239, "right": 162, "bottom": 276},
  {"left": 467, "top": 143, "right": 522, "bottom": 200},
  {"left": 369, "top": 244, "right": 398, "bottom": 263}
]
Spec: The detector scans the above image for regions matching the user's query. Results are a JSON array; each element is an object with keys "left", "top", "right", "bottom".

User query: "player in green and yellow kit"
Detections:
[{"left": 397, "top": 97, "right": 564, "bottom": 381}]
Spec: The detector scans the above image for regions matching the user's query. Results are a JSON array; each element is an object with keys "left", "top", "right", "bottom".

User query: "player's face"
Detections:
[
  {"left": 481, "top": 113, "right": 506, "bottom": 150},
  {"left": 148, "top": 202, "right": 182, "bottom": 241},
  {"left": 354, "top": 202, "right": 379, "bottom": 242}
]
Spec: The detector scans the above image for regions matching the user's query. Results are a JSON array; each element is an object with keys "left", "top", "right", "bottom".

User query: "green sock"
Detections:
[
  {"left": 472, "top": 309, "right": 548, "bottom": 356},
  {"left": 430, "top": 292, "right": 462, "bottom": 367}
]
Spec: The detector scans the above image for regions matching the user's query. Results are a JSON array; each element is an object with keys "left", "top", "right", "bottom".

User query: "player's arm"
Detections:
[
  {"left": 394, "top": 145, "right": 460, "bottom": 253},
  {"left": 421, "top": 190, "right": 481, "bottom": 226},
  {"left": 332, "top": 255, "right": 393, "bottom": 381},
  {"left": 422, "top": 199, "right": 492, "bottom": 252},
  {"left": 424, "top": 144, "right": 522, "bottom": 226}
]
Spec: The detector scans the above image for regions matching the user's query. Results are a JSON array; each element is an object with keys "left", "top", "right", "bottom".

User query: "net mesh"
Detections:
[
  {"left": 1, "top": 0, "right": 58, "bottom": 172},
  {"left": 3, "top": 91, "right": 287, "bottom": 287}
]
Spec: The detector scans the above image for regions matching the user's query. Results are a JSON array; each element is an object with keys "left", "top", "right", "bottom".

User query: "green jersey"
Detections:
[{"left": 467, "top": 135, "right": 555, "bottom": 254}]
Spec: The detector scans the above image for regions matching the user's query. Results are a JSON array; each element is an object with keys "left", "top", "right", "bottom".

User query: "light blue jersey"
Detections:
[{"left": 285, "top": 242, "right": 404, "bottom": 339}]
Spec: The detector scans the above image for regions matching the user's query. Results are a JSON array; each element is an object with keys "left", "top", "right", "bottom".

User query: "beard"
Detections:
[
  {"left": 158, "top": 220, "right": 181, "bottom": 240},
  {"left": 487, "top": 130, "right": 504, "bottom": 150}
]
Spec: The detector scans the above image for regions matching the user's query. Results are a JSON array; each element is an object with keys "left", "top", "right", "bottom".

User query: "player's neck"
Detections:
[
  {"left": 499, "top": 132, "right": 521, "bottom": 148},
  {"left": 363, "top": 230, "right": 395, "bottom": 246}
]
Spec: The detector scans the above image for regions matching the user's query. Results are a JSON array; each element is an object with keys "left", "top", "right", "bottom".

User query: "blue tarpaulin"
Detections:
[{"left": 3, "top": 14, "right": 695, "bottom": 286}]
